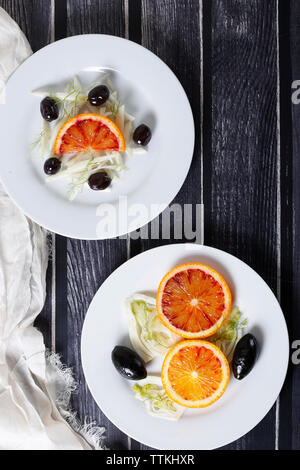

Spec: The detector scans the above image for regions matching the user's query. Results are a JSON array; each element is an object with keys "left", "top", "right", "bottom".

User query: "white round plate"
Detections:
[
  {"left": 81, "top": 243, "right": 289, "bottom": 450},
  {"left": 0, "top": 35, "right": 194, "bottom": 239}
]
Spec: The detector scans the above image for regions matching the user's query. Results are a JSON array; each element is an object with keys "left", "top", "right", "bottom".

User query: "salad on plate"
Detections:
[
  {"left": 32, "top": 74, "right": 152, "bottom": 200},
  {"left": 112, "top": 263, "right": 258, "bottom": 421}
]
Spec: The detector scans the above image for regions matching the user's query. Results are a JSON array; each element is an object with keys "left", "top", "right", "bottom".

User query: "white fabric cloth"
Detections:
[
  {"left": 0, "top": 8, "right": 103, "bottom": 450},
  {"left": 0, "top": 7, "right": 31, "bottom": 99}
]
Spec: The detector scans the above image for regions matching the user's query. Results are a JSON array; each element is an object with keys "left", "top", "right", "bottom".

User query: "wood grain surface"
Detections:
[
  {"left": 57, "top": 0, "right": 130, "bottom": 450},
  {"left": 204, "top": 0, "right": 278, "bottom": 449},
  {"left": 278, "top": 0, "right": 299, "bottom": 450},
  {"left": 1, "top": 0, "right": 298, "bottom": 450}
]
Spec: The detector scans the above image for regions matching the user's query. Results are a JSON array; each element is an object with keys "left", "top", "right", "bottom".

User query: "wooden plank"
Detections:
[
  {"left": 34, "top": 233, "right": 54, "bottom": 351},
  {"left": 135, "top": 0, "right": 203, "bottom": 251},
  {"left": 0, "top": 0, "right": 51, "bottom": 51},
  {"left": 128, "top": 0, "right": 202, "bottom": 449},
  {"left": 127, "top": 0, "right": 141, "bottom": 44},
  {"left": 66, "top": 239, "right": 130, "bottom": 448},
  {"left": 204, "top": 0, "right": 278, "bottom": 449},
  {"left": 52, "top": 0, "right": 130, "bottom": 450},
  {"left": 55, "top": 0, "right": 67, "bottom": 40},
  {"left": 67, "top": 0, "right": 125, "bottom": 36},
  {"left": 278, "top": 0, "right": 299, "bottom": 450}
]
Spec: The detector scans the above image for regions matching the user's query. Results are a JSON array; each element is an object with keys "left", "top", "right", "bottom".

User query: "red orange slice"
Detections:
[
  {"left": 54, "top": 113, "right": 125, "bottom": 155},
  {"left": 156, "top": 263, "right": 231, "bottom": 338},
  {"left": 161, "top": 340, "right": 230, "bottom": 408}
]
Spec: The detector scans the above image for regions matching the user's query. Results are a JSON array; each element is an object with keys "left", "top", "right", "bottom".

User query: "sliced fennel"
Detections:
[
  {"left": 209, "top": 306, "right": 248, "bottom": 362},
  {"left": 125, "top": 294, "right": 179, "bottom": 363},
  {"left": 32, "top": 73, "right": 147, "bottom": 200},
  {"left": 45, "top": 151, "right": 126, "bottom": 200},
  {"left": 132, "top": 376, "right": 184, "bottom": 421},
  {"left": 66, "top": 154, "right": 125, "bottom": 201}
]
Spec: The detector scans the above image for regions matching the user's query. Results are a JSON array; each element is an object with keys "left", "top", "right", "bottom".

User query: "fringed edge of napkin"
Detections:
[{"left": 46, "top": 351, "right": 106, "bottom": 450}]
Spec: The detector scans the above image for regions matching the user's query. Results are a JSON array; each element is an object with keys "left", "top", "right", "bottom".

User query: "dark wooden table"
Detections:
[{"left": 3, "top": 0, "right": 299, "bottom": 450}]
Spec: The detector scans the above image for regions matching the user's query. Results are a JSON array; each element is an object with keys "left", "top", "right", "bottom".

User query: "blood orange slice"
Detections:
[
  {"left": 161, "top": 340, "right": 230, "bottom": 408},
  {"left": 156, "top": 263, "right": 231, "bottom": 338},
  {"left": 54, "top": 113, "right": 125, "bottom": 155}
]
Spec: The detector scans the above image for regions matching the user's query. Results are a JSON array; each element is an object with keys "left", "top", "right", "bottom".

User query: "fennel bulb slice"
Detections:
[
  {"left": 125, "top": 293, "right": 179, "bottom": 363},
  {"left": 132, "top": 375, "right": 184, "bottom": 421},
  {"left": 209, "top": 306, "right": 248, "bottom": 362}
]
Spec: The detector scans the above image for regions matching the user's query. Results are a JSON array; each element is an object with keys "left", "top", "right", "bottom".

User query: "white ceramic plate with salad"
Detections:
[
  {"left": 0, "top": 35, "right": 194, "bottom": 239},
  {"left": 81, "top": 243, "right": 289, "bottom": 450}
]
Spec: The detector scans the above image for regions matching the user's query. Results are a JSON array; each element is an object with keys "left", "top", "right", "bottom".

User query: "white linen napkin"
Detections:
[{"left": 0, "top": 7, "right": 104, "bottom": 450}]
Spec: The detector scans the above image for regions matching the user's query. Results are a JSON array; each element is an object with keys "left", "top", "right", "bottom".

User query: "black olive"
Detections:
[
  {"left": 88, "top": 85, "right": 110, "bottom": 106},
  {"left": 133, "top": 124, "right": 152, "bottom": 146},
  {"left": 44, "top": 157, "right": 61, "bottom": 175},
  {"left": 88, "top": 171, "right": 111, "bottom": 190},
  {"left": 111, "top": 346, "right": 147, "bottom": 380},
  {"left": 40, "top": 97, "right": 59, "bottom": 122},
  {"left": 232, "top": 333, "right": 258, "bottom": 380}
]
